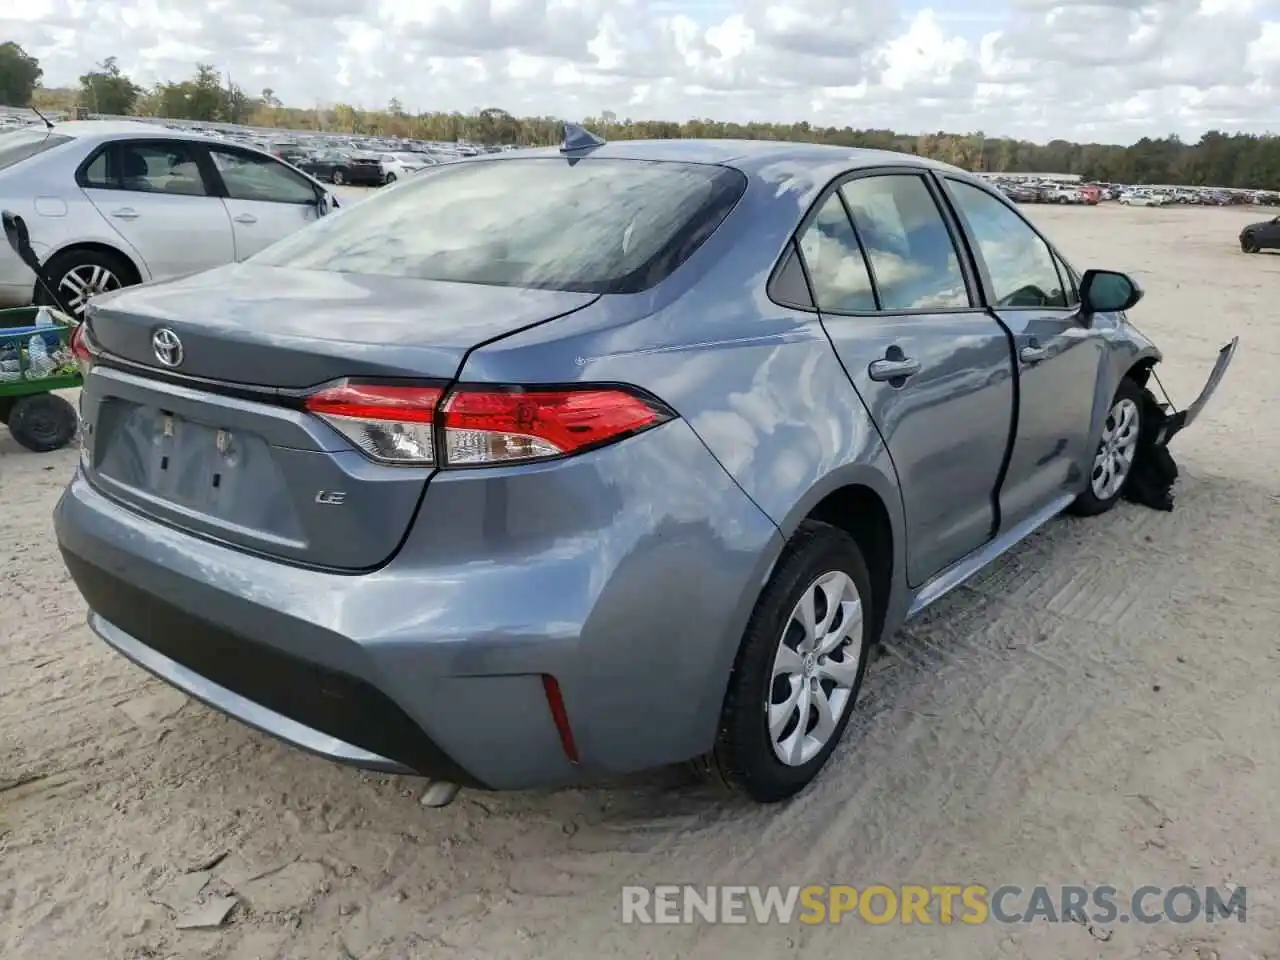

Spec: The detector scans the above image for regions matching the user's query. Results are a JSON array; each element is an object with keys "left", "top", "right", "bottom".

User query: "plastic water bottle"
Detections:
[
  {"left": 26, "top": 333, "right": 55, "bottom": 379},
  {"left": 34, "top": 304, "right": 61, "bottom": 351}
]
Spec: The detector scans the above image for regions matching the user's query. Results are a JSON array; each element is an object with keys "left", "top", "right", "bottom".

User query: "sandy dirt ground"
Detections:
[{"left": 2, "top": 203, "right": 1279, "bottom": 960}]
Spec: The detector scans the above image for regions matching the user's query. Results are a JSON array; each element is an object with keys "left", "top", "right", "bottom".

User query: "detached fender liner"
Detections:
[
  {"left": 61, "top": 550, "right": 485, "bottom": 787},
  {"left": 1124, "top": 388, "right": 1178, "bottom": 512}
]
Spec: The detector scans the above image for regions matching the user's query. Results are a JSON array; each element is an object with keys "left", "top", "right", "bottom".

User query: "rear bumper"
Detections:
[{"left": 55, "top": 420, "right": 782, "bottom": 790}]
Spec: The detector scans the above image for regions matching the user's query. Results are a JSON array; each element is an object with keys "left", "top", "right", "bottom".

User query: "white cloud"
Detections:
[{"left": 3, "top": 0, "right": 1279, "bottom": 143}]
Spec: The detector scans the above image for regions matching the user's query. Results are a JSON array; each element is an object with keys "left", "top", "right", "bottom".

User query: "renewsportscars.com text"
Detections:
[{"left": 621, "top": 884, "right": 1247, "bottom": 926}]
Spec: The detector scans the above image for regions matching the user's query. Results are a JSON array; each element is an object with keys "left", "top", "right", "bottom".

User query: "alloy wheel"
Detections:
[
  {"left": 58, "top": 263, "right": 122, "bottom": 316},
  {"left": 1090, "top": 396, "right": 1140, "bottom": 500},
  {"left": 768, "top": 571, "right": 863, "bottom": 767}
]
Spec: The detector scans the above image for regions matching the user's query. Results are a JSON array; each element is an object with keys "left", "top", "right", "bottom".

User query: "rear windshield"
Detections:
[
  {"left": 0, "top": 128, "right": 73, "bottom": 171},
  {"left": 253, "top": 157, "right": 748, "bottom": 294}
]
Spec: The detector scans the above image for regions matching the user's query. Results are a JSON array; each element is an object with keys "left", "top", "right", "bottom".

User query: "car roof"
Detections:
[
  {"left": 510, "top": 138, "right": 960, "bottom": 168},
  {"left": 45, "top": 120, "right": 214, "bottom": 141},
  {"left": 484, "top": 138, "right": 972, "bottom": 198}
]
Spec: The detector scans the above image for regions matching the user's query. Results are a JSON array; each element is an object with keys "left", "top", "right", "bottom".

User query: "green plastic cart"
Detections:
[{"left": 0, "top": 306, "right": 82, "bottom": 452}]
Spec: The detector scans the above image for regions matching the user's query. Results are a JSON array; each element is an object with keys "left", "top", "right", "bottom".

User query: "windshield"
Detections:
[
  {"left": 0, "top": 128, "right": 73, "bottom": 171},
  {"left": 253, "top": 157, "right": 747, "bottom": 294}
]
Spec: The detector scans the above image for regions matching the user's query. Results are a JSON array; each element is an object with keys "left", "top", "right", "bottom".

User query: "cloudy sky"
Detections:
[{"left": 5, "top": 0, "right": 1280, "bottom": 144}]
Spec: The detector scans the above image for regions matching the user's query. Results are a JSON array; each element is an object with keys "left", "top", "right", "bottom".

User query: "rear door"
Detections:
[
  {"left": 202, "top": 146, "right": 323, "bottom": 260},
  {"left": 79, "top": 138, "right": 235, "bottom": 281},
  {"left": 939, "top": 175, "right": 1104, "bottom": 531},
  {"left": 797, "top": 169, "right": 1016, "bottom": 586}
]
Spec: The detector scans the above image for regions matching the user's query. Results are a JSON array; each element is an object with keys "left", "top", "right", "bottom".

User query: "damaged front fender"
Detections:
[{"left": 1156, "top": 336, "right": 1239, "bottom": 446}]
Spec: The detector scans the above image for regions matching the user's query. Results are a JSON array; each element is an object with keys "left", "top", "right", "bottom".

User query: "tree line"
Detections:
[{"left": 2, "top": 39, "right": 1279, "bottom": 189}]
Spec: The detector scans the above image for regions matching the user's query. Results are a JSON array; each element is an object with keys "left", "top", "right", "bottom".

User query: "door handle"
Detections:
[
  {"left": 233, "top": 213, "right": 258, "bottom": 224},
  {"left": 110, "top": 208, "right": 138, "bottom": 220},
  {"left": 868, "top": 357, "right": 922, "bottom": 382},
  {"left": 1020, "top": 345, "right": 1048, "bottom": 364}
]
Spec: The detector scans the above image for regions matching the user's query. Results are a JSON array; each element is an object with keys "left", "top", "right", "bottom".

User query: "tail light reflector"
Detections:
[
  {"left": 305, "top": 382, "right": 443, "bottom": 464},
  {"left": 303, "top": 381, "right": 673, "bottom": 467},
  {"left": 69, "top": 321, "right": 97, "bottom": 377}
]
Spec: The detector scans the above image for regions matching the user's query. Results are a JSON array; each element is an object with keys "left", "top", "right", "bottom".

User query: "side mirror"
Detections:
[
  {"left": 1079, "top": 268, "right": 1143, "bottom": 314},
  {"left": 315, "top": 191, "right": 331, "bottom": 217}
]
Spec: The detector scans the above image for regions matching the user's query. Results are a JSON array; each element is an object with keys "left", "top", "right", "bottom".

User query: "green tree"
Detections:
[
  {"left": 78, "top": 57, "right": 140, "bottom": 115},
  {"left": 186, "top": 63, "right": 225, "bottom": 121},
  {"left": 0, "top": 41, "right": 42, "bottom": 106},
  {"left": 220, "top": 82, "right": 252, "bottom": 124}
]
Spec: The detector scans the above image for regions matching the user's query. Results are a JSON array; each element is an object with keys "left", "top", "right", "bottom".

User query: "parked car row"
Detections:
[{"left": 988, "top": 175, "right": 1280, "bottom": 209}]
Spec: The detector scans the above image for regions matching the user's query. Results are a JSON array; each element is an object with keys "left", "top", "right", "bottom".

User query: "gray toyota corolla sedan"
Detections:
[{"left": 52, "top": 130, "right": 1236, "bottom": 805}]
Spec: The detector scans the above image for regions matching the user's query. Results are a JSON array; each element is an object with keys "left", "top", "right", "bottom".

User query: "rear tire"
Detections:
[
  {"left": 384, "top": 172, "right": 397, "bottom": 184},
  {"left": 6, "top": 393, "right": 79, "bottom": 452},
  {"left": 711, "top": 520, "right": 874, "bottom": 803},
  {"left": 38, "top": 246, "right": 137, "bottom": 318},
  {"left": 333, "top": 170, "right": 346, "bottom": 186},
  {"left": 1069, "top": 377, "right": 1144, "bottom": 517}
]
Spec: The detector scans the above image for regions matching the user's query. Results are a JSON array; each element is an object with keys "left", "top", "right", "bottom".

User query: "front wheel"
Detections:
[
  {"left": 1069, "top": 378, "right": 1144, "bottom": 517},
  {"left": 384, "top": 172, "right": 397, "bottom": 184},
  {"left": 332, "top": 170, "right": 346, "bottom": 186},
  {"left": 1241, "top": 232, "right": 1259, "bottom": 253},
  {"left": 712, "top": 521, "right": 874, "bottom": 802}
]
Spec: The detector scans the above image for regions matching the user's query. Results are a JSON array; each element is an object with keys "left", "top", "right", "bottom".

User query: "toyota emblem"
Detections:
[{"left": 151, "top": 327, "right": 183, "bottom": 367}]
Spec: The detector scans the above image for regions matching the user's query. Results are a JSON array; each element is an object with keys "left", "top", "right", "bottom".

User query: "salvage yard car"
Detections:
[
  {"left": 0, "top": 120, "right": 339, "bottom": 316},
  {"left": 50, "top": 131, "right": 1237, "bottom": 806},
  {"left": 1239, "top": 215, "right": 1280, "bottom": 253}
]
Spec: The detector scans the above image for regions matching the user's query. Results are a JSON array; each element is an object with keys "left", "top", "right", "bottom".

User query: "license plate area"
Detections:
[{"left": 94, "top": 399, "right": 284, "bottom": 521}]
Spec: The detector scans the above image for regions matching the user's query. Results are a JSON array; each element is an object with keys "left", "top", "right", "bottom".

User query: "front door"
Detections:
[
  {"left": 939, "top": 176, "right": 1104, "bottom": 530},
  {"left": 204, "top": 146, "right": 323, "bottom": 261},
  {"left": 80, "top": 138, "right": 235, "bottom": 281},
  {"left": 798, "top": 171, "right": 1016, "bottom": 586}
]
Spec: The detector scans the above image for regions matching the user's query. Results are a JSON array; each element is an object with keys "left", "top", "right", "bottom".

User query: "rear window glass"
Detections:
[
  {"left": 0, "top": 129, "right": 73, "bottom": 171},
  {"left": 253, "top": 157, "right": 748, "bottom": 294}
]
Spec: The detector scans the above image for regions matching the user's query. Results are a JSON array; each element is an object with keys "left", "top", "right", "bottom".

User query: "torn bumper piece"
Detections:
[
  {"left": 1126, "top": 337, "right": 1238, "bottom": 512},
  {"left": 1156, "top": 336, "right": 1238, "bottom": 446}
]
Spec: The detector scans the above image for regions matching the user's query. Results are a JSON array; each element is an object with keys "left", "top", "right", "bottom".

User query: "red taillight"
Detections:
[
  {"left": 69, "top": 322, "right": 96, "bottom": 377},
  {"left": 303, "top": 380, "right": 673, "bottom": 467},
  {"left": 441, "top": 387, "right": 669, "bottom": 466}
]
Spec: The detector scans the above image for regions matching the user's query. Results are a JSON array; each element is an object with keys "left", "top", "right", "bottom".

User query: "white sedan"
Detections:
[
  {"left": 0, "top": 120, "right": 340, "bottom": 315},
  {"left": 1119, "top": 192, "right": 1168, "bottom": 207},
  {"left": 377, "top": 152, "right": 437, "bottom": 183}
]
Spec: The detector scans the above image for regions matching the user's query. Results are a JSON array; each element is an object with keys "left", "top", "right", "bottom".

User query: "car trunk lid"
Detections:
[
  {"left": 85, "top": 263, "right": 597, "bottom": 388},
  {"left": 80, "top": 264, "right": 599, "bottom": 569}
]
